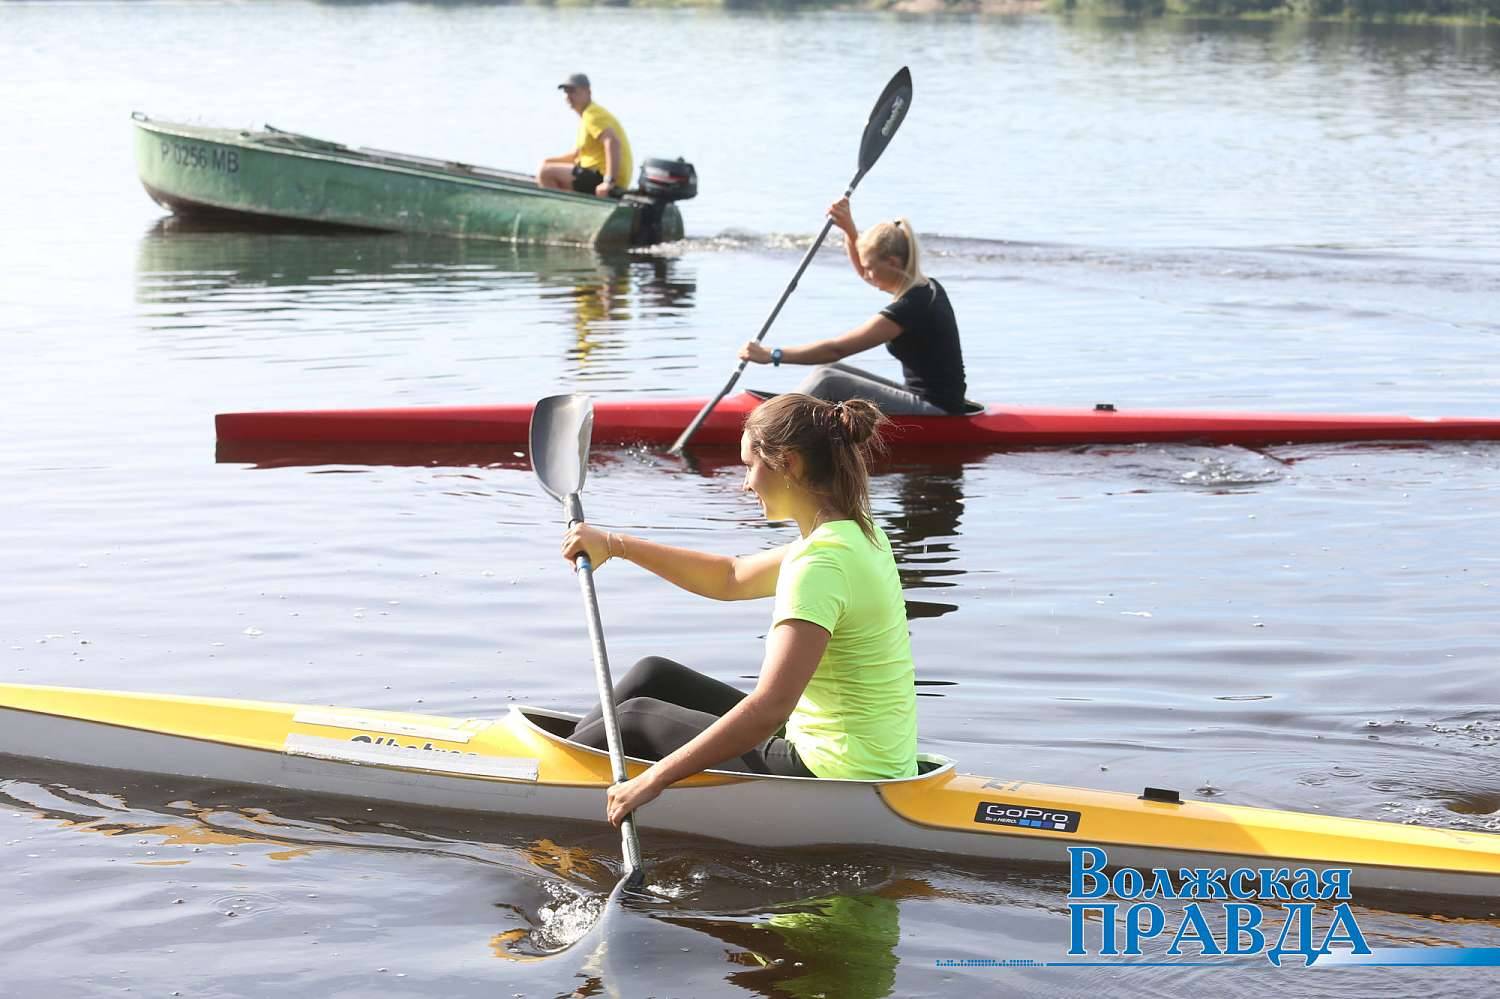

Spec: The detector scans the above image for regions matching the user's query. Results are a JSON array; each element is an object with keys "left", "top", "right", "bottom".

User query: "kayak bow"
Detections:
[
  {"left": 215, "top": 392, "right": 1500, "bottom": 449},
  {"left": 2, "top": 682, "right": 1497, "bottom": 898}
]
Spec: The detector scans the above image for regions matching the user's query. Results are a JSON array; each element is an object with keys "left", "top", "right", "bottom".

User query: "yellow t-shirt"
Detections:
[
  {"left": 772, "top": 520, "right": 918, "bottom": 781},
  {"left": 575, "top": 102, "right": 632, "bottom": 188}
]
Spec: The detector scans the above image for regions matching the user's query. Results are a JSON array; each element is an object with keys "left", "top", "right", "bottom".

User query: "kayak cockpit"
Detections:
[
  {"left": 743, "top": 388, "right": 987, "bottom": 416},
  {"left": 512, "top": 706, "right": 952, "bottom": 784}
]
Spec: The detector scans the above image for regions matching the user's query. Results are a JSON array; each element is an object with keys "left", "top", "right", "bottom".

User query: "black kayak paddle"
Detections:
[{"left": 667, "top": 66, "right": 914, "bottom": 455}]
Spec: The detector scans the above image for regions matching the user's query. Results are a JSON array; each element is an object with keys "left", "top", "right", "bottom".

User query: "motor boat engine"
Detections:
[
  {"left": 638, "top": 157, "right": 698, "bottom": 202},
  {"left": 627, "top": 157, "right": 698, "bottom": 245}
]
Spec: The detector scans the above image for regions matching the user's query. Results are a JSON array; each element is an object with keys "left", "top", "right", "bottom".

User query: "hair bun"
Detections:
[
  {"left": 835, "top": 398, "right": 882, "bottom": 448},
  {"left": 741, "top": 392, "right": 889, "bottom": 543}
]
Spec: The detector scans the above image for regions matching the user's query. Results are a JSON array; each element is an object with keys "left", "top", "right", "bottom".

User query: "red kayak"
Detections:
[{"left": 215, "top": 391, "right": 1500, "bottom": 449}]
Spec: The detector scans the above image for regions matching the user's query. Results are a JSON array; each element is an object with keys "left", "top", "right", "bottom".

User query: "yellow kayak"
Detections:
[{"left": 2, "top": 682, "right": 1497, "bottom": 897}]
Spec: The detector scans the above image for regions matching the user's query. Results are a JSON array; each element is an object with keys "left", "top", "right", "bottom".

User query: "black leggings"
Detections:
[{"left": 570, "top": 656, "right": 816, "bottom": 777}]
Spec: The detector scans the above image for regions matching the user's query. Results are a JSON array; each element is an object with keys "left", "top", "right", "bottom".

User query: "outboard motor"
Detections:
[
  {"left": 639, "top": 158, "right": 698, "bottom": 202},
  {"left": 627, "top": 157, "right": 697, "bottom": 245}
]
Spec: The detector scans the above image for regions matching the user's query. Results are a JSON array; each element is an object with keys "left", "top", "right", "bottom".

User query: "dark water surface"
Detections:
[{"left": 2, "top": 3, "right": 1500, "bottom": 996}]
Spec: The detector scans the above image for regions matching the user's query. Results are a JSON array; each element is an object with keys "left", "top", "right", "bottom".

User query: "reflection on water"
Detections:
[
  {"left": 884, "top": 458, "right": 967, "bottom": 622},
  {"left": 564, "top": 255, "right": 629, "bottom": 365},
  {"left": 678, "top": 889, "right": 905, "bottom": 998},
  {"left": 215, "top": 434, "right": 976, "bottom": 626},
  {"left": 0, "top": 754, "right": 591, "bottom": 874},
  {"left": 7, "top": 747, "right": 1500, "bottom": 997},
  {"left": 0, "top": 754, "right": 924, "bottom": 996},
  {"left": 135, "top": 220, "right": 696, "bottom": 371}
]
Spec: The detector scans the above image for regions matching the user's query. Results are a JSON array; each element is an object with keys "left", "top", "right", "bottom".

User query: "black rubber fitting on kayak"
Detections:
[
  {"left": 1140, "top": 786, "right": 1182, "bottom": 804},
  {"left": 1095, "top": 403, "right": 1117, "bottom": 412}
]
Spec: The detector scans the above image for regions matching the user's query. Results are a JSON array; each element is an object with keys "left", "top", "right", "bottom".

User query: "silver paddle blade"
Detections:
[{"left": 530, "top": 394, "right": 595, "bottom": 501}]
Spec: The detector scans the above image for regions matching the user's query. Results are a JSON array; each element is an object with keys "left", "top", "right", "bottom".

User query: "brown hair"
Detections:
[
  {"left": 857, "top": 216, "right": 927, "bottom": 297},
  {"left": 743, "top": 394, "right": 888, "bottom": 542}
]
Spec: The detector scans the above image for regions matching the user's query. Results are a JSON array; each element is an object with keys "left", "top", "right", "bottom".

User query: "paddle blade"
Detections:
[
  {"left": 529, "top": 394, "right": 595, "bottom": 502},
  {"left": 856, "top": 66, "right": 913, "bottom": 178}
]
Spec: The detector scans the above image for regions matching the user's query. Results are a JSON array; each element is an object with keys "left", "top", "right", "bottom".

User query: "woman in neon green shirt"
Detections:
[{"left": 560, "top": 393, "right": 918, "bottom": 827}]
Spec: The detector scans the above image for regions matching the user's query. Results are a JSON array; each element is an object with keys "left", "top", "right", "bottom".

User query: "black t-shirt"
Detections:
[{"left": 879, "top": 278, "right": 967, "bottom": 414}]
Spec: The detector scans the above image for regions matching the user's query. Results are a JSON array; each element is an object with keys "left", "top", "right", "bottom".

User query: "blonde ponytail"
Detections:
[{"left": 857, "top": 216, "right": 928, "bottom": 298}]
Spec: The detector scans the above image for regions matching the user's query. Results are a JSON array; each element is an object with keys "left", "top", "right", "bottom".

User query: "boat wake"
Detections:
[
  {"left": 1002, "top": 444, "right": 1288, "bottom": 492},
  {"left": 492, "top": 878, "right": 609, "bottom": 957},
  {"left": 1123, "top": 447, "right": 1288, "bottom": 491},
  {"left": 680, "top": 229, "right": 1500, "bottom": 296}
]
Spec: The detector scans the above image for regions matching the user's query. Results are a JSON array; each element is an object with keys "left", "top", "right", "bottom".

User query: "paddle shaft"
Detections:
[
  {"left": 666, "top": 173, "right": 861, "bottom": 455},
  {"left": 565, "top": 492, "right": 645, "bottom": 886}
]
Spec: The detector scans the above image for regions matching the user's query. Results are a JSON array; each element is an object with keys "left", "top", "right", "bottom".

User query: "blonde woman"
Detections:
[{"left": 740, "top": 197, "right": 968, "bottom": 415}]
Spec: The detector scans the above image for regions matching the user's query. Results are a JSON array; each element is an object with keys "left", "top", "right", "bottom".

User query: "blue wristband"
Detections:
[{"left": 771, "top": 347, "right": 783, "bottom": 367}]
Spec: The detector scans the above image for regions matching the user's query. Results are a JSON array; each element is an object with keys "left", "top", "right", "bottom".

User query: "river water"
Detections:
[{"left": 2, "top": 3, "right": 1499, "bottom": 996}]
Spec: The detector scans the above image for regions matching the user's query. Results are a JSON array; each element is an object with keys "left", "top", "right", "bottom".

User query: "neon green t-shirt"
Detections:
[
  {"left": 772, "top": 520, "right": 917, "bottom": 780},
  {"left": 575, "top": 102, "right": 632, "bottom": 187}
]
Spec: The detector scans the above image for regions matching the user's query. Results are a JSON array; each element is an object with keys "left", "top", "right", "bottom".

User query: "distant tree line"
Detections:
[{"left": 1052, "top": 0, "right": 1498, "bottom": 18}]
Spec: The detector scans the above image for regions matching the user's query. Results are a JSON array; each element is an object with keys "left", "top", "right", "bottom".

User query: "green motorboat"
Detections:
[{"left": 132, "top": 113, "right": 695, "bottom": 248}]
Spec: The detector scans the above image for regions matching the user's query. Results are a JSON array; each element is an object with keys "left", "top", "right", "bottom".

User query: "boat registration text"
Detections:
[{"left": 160, "top": 141, "right": 240, "bottom": 174}]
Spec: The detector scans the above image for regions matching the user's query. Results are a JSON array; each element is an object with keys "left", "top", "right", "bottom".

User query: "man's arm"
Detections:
[{"left": 595, "top": 128, "right": 621, "bottom": 196}]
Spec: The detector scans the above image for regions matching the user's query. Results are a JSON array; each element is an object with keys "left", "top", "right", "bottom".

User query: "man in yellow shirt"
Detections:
[{"left": 536, "top": 73, "right": 633, "bottom": 199}]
